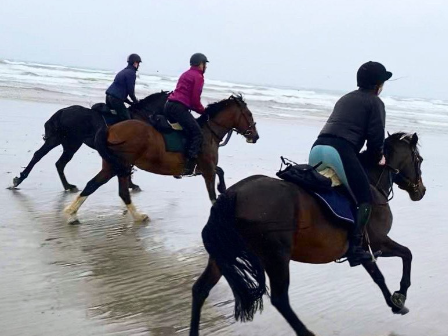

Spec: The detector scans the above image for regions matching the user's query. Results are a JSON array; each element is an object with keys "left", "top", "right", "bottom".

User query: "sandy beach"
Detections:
[{"left": 1, "top": 97, "right": 447, "bottom": 336}]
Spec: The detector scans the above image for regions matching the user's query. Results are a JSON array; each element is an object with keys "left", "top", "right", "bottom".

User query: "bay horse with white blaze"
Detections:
[
  {"left": 190, "top": 132, "right": 425, "bottom": 336},
  {"left": 64, "top": 94, "right": 259, "bottom": 223}
]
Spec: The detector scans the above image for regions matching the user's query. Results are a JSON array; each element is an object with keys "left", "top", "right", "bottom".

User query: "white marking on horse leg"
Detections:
[
  {"left": 64, "top": 195, "right": 87, "bottom": 215},
  {"left": 126, "top": 203, "right": 149, "bottom": 222}
]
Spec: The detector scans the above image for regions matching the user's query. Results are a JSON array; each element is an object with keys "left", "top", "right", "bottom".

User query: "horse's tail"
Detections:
[
  {"left": 202, "top": 192, "right": 267, "bottom": 322},
  {"left": 43, "top": 109, "right": 63, "bottom": 140},
  {"left": 94, "top": 126, "right": 131, "bottom": 177}
]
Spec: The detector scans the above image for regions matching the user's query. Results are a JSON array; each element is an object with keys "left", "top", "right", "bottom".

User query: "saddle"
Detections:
[
  {"left": 276, "top": 157, "right": 356, "bottom": 224},
  {"left": 91, "top": 103, "right": 116, "bottom": 115},
  {"left": 91, "top": 103, "right": 122, "bottom": 126}
]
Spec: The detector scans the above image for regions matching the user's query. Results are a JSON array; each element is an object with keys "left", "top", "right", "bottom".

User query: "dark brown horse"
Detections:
[
  {"left": 64, "top": 95, "right": 260, "bottom": 223},
  {"left": 10, "top": 91, "right": 169, "bottom": 191},
  {"left": 190, "top": 132, "right": 425, "bottom": 336}
]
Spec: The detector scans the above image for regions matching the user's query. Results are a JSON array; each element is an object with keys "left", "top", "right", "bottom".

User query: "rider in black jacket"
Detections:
[
  {"left": 311, "top": 61, "right": 392, "bottom": 266},
  {"left": 105, "top": 54, "right": 141, "bottom": 121}
]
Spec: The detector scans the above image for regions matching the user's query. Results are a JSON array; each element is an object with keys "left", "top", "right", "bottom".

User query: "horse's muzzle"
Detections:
[
  {"left": 245, "top": 131, "right": 260, "bottom": 144},
  {"left": 409, "top": 181, "right": 426, "bottom": 201}
]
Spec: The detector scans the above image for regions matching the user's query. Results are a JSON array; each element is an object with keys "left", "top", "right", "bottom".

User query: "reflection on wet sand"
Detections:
[{"left": 6, "top": 190, "right": 233, "bottom": 336}]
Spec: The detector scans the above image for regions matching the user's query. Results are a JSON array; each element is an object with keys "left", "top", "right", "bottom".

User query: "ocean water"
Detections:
[{"left": 1, "top": 59, "right": 448, "bottom": 134}]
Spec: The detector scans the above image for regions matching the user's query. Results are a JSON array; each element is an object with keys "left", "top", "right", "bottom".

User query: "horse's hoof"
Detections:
[
  {"left": 12, "top": 176, "right": 22, "bottom": 188},
  {"left": 391, "top": 292, "right": 408, "bottom": 315},
  {"left": 67, "top": 214, "right": 80, "bottom": 225},
  {"left": 130, "top": 185, "right": 142, "bottom": 192},
  {"left": 299, "top": 330, "right": 316, "bottom": 336},
  {"left": 392, "top": 305, "right": 409, "bottom": 315},
  {"left": 391, "top": 292, "right": 406, "bottom": 308},
  {"left": 134, "top": 214, "right": 150, "bottom": 222},
  {"left": 65, "top": 185, "right": 79, "bottom": 192}
]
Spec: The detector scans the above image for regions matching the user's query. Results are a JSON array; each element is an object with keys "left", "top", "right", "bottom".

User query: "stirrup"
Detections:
[{"left": 338, "top": 240, "right": 382, "bottom": 265}]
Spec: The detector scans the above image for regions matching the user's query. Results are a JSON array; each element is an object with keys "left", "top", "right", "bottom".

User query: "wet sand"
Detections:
[{"left": 0, "top": 98, "right": 447, "bottom": 336}]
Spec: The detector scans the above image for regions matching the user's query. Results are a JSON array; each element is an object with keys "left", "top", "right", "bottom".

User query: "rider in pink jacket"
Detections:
[{"left": 165, "top": 53, "right": 209, "bottom": 175}]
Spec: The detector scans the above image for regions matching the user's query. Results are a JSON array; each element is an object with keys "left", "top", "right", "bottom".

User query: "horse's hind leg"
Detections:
[
  {"left": 118, "top": 176, "right": 148, "bottom": 222},
  {"left": 376, "top": 237, "right": 413, "bottom": 311},
  {"left": 12, "top": 136, "right": 60, "bottom": 188},
  {"left": 56, "top": 141, "right": 82, "bottom": 191},
  {"left": 128, "top": 173, "right": 141, "bottom": 192},
  {"left": 263, "top": 253, "right": 315, "bottom": 336},
  {"left": 362, "top": 260, "right": 408, "bottom": 315},
  {"left": 189, "top": 258, "right": 222, "bottom": 336},
  {"left": 64, "top": 162, "right": 114, "bottom": 223}
]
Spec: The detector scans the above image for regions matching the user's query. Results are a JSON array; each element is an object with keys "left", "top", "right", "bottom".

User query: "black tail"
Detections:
[
  {"left": 94, "top": 126, "right": 131, "bottom": 177},
  {"left": 202, "top": 192, "right": 267, "bottom": 322},
  {"left": 43, "top": 109, "right": 63, "bottom": 140}
]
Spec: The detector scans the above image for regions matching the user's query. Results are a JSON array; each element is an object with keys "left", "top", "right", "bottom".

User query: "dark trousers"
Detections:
[
  {"left": 106, "top": 95, "right": 131, "bottom": 121},
  {"left": 313, "top": 136, "right": 372, "bottom": 204},
  {"left": 164, "top": 101, "right": 203, "bottom": 159}
]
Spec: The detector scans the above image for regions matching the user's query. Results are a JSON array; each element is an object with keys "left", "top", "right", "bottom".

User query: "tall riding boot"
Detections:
[
  {"left": 347, "top": 202, "right": 373, "bottom": 267},
  {"left": 182, "top": 157, "right": 197, "bottom": 176}
]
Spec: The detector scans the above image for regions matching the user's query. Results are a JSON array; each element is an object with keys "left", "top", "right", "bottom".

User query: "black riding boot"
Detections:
[
  {"left": 182, "top": 157, "right": 197, "bottom": 176},
  {"left": 347, "top": 202, "right": 373, "bottom": 267}
]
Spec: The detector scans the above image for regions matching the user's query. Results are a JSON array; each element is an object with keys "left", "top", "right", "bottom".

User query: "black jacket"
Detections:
[
  {"left": 106, "top": 65, "right": 138, "bottom": 103},
  {"left": 319, "top": 89, "right": 385, "bottom": 162}
]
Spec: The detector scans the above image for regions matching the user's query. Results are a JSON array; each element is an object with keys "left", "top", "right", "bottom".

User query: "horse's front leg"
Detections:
[
  {"left": 362, "top": 259, "right": 409, "bottom": 315},
  {"left": 215, "top": 166, "right": 226, "bottom": 194},
  {"left": 201, "top": 164, "right": 217, "bottom": 204},
  {"left": 377, "top": 236, "right": 413, "bottom": 310}
]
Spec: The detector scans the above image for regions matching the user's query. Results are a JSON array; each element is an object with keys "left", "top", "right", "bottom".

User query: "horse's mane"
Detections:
[
  {"left": 197, "top": 94, "right": 245, "bottom": 125},
  {"left": 133, "top": 90, "right": 170, "bottom": 110},
  {"left": 385, "top": 132, "right": 420, "bottom": 153},
  {"left": 360, "top": 132, "right": 419, "bottom": 165}
]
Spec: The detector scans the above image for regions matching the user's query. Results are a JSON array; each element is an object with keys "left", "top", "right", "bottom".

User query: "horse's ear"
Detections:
[
  {"left": 387, "top": 131, "right": 391, "bottom": 137},
  {"left": 411, "top": 133, "right": 419, "bottom": 146}
]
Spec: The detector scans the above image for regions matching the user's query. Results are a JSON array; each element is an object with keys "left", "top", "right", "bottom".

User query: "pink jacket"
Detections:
[{"left": 168, "top": 66, "right": 205, "bottom": 114}]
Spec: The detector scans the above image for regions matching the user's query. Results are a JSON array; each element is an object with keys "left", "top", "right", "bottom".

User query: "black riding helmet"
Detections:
[
  {"left": 127, "top": 53, "right": 142, "bottom": 64},
  {"left": 357, "top": 61, "right": 392, "bottom": 89},
  {"left": 190, "top": 53, "right": 209, "bottom": 66}
]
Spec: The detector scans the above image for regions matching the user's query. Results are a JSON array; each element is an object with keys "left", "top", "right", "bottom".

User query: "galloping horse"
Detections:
[
  {"left": 190, "top": 132, "right": 425, "bottom": 336},
  {"left": 64, "top": 95, "right": 260, "bottom": 223},
  {"left": 11, "top": 91, "right": 169, "bottom": 191}
]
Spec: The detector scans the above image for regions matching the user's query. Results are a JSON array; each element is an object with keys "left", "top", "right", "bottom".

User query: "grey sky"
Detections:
[{"left": 1, "top": 0, "right": 447, "bottom": 99}]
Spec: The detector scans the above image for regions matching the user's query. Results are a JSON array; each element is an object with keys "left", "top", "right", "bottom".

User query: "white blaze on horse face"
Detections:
[{"left": 126, "top": 203, "right": 149, "bottom": 222}]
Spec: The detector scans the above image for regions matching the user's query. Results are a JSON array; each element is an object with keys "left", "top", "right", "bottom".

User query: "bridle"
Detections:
[
  {"left": 205, "top": 98, "right": 256, "bottom": 146},
  {"left": 374, "top": 147, "right": 422, "bottom": 201}
]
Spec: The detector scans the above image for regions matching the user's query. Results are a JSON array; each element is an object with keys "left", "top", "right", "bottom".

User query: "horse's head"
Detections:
[
  {"left": 204, "top": 95, "right": 259, "bottom": 143},
  {"left": 130, "top": 91, "right": 169, "bottom": 118},
  {"left": 385, "top": 132, "right": 426, "bottom": 201}
]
